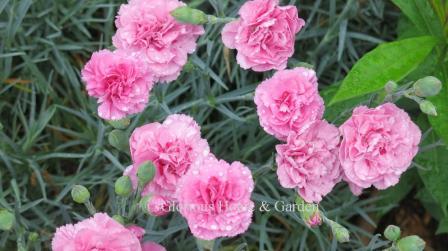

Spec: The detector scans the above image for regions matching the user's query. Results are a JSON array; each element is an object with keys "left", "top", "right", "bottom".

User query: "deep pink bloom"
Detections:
[
  {"left": 127, "top": 114, "right": 210, "bottom": 200},
  {"left": 276, "top": 120, "right": 341, "bottom": 203},
  {"left": 52, "top": 213, "right": 142, "bottom": 251},
  {"left": 222, "top": 0, "right": 305, "bottom": 71},
  {"left": 142, "top": 242, "right": 167, "bottom": 251},
  {"left": 81, "top": 49, "right": 153, "bottom": 120},
  {"left": 147, "top": 195, "right": 171, "bottom": 216},
  {"left": 254, "top": 67, "right": 324, "bottom": 140},
  {"left": 339, "top": 103, "right": 421, "bottom": 195},
  {"left": 113, "top": 0, "right": 204, "bottom": 83},
  {"left": 177, "top": 155, "right": 254, "bottom": 240}
]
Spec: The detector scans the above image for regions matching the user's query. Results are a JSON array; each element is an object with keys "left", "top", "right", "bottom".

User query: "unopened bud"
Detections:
[
  {"left": 327, "top": 220, "right": 350, "bottom": 243},
  {"left": 413, "top": 76, "right": 442, "bottom": 97},
  {"left": 137, "top": 161, "right": 156, "bottom": 187},
  {"left": 147, "top": 195, "right": 170, "bottom": 217},
  {"left": 385, "top": 81, "right": 398, "bottom": 94},
  {"left": 397, "top": 235, "right": 425, "bottom": 251},
  {"left": 71, "top": 185, "right": 90, "bottom": 204},
  {"left": 0, "top": 209, "right": 15, "bottom": 231},
  {"left": 419, "top": 100, "right": 437, "bottom": 116},
  {"left": 139, "top": 196, "right": 151, "bottom": 213},
  {"left": 108, "top": 118, "right": 131, "bottom": 129},
  {"left": 115, "top": 176, "right": 133, "bottom": 197},
  {"left": 28, "top": 232, "right": 39, "bottom": 242},
  {"left": 108, "top": 129, "right": 129, "bottom": 152},
  {"left": 112, "top": 215, "right": 125, "bottom": 225},
  {"left": 171, "top": 6, "right": 208, "bottom": 25},
  {"left": 296, "top": 196, "right": 321, "bottom": 228},
  {"left": 384, "top": 225, "right": 401, "bottom": 241}
]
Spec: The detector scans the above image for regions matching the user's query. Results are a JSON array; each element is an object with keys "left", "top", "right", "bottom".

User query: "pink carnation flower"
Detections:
[
  {"left": 147, "top": 195, "right": 171, "bottom": 216},
  {"left": 52, "top": 213, "right": 142, "bottom": 251},
  {"left": 126, "top": 225, "right": 145, "bottom": 241},
  {"left": 221, "top": 0, "right": 305, "bottom": 71},
  {"left": 254, "top": 67, "right": 324, "bottom": 140},
  {"left": 81, "top": 49, "right": 153, "bottom": 120},
  {"left": 276, "top": 120, "right": 341, "bottom": 203},
  {"left": 339, "top": 103, "right": 421, "bottom": 195},
  {"left": 113, "top": 0, "right": 204, "bottom": 83},
  {"left": 127, "top": 114, "right": 210, "bottom": 200},
  {"left": 177, "top": 155, "right": 254, "bottom": 240}
]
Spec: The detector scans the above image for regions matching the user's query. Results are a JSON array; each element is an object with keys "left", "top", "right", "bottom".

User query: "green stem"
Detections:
[
  {"left": 207, "top": 15, "right": 236, "bottom": 24},
  {"left": 84, "top": 201, "right": 96, "bottom": 215}
]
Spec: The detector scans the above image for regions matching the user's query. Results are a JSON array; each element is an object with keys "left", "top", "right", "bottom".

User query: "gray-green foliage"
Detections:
[{"left": 0, "top": 0, "right": 400, "bottom": 250}]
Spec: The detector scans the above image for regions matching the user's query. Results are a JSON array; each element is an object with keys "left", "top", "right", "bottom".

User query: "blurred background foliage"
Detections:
[{"left": 0, "top": 0, "right": 447, "bottom": 250}]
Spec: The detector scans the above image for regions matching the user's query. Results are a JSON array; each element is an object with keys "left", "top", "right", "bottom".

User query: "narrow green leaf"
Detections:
[
  {"left": 329, "top": 36, "right": 438, "bottom": 105},
  {"left": 391, "top": 0, "right": 444, "bottom": 38}
]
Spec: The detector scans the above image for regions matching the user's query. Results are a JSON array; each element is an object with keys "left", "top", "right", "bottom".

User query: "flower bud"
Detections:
[
  {"left": 413, "top": 76, "right": 442, "bottom": 97},
  {"left": 171, "top": 6, "right": 208, "bottom": 25},
  {"left": 112, "top": 215, "right": 125, "bottom": 225},
  {"left": 137, "top": 161, "right": 156, "bottom": 187},
  {"left": 384, "top": 225, "right": 401, "bottom": 241},
  {"left": 419, "top": 100, "right": 437, "bottom": 116},
  {"left": 108, "top": 129, "right": 129, "bottom": 152},
  {"left": 108, "top": 118, "right": 131, "bottom": 129},
  {"left": 115, "top": 176, "right": 133, "bottom": 197},
  {"left": 28, "top": 232, "right": 39, "bottom": 243},
  {"left": 327, "top": 220, "right": 350, "bottom": 243},
  {"left": 147, "top": 195, "right": 170, "bottom": 217},
  {"left": 296, "top": 196, "right": 321, "bottom": 228},
  {"left": 71, "top": 185, "right": 90, "bottom": 204},
  {"left": 139, "top": 196, "right": 151, "bottom": 213},
  {"left": 0, "top": 209, "right": 15, "bottom": 231},
  {"left": 396, "top": 235, "right": 425, "bottom": 251},
  {"left": 385, "top": 81, "right": 398, "bottom": 94}
]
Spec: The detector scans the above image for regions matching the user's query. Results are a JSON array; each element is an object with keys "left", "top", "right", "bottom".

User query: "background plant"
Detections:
[{"left": 0, "top": 0, "right": 446, "bottom": 250}]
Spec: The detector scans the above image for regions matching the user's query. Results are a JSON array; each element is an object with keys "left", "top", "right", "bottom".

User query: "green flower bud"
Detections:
[
  {"left": 139, "top": 195, "right": 151, "bottom": 214},
  {"left": 327, "top": 220, "right": 350, "bottom": 243},
  {"left": 114, "top": 176, "right": 133, "bottom": 197},
  {"left": 385, "top": 81, "right": 398, "bottom": 94},
  {"left": 396, "top": 235, "right": 425, "bottom": 251},
  {"left": 384, "top": 225, "right": 401, "bottom": 241},
  {"left": 137, "top": 161, "right": 156, "bottom": 187},
  {"left": 413, "top": 76, "right": 442, "bottom": 97},
  {"left": 171, "top": 6, "right": 208, "bottom": 25},
  {"left": 419, "top": 100, "right": 437, "bottom": 116},
  {"left": 112, "top": 215, "right": 125, "bottom": 225},
  {"left": 108, "top": 118, "right": 131, "bottom": 129},
  {"left": 71, "top": 185, "right": 90, "bottom": 204},
  {"left": 296, "top": 196, "right": 321, "bottom": 228},
  {"left": 28, "top": 232, "right": 39, "bottom": 242},
  {"left": 0, "top": 209, "right": 15, "bottom": 231},
  {"left": 108, "top": 129, "right": 129, "bottom": 152}
]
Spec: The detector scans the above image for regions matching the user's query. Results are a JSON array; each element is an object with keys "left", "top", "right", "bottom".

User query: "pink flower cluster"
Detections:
[
  {"left": 222, "top": 0, "right": 305, "bottom": 71},
  {"left": 51, "top": 213, "right": 165, "bottom": 251},
  {"left": 255, "top": 68, "right": 422, "bottom": 203},
  {"left": 124, "top": 114, "right": 255, "bottom": 240},
  {"left": 82, "top": 0, "right": 204, "bottom": 120}
]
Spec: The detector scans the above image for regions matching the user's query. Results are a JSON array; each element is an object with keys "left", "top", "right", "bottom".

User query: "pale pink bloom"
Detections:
[
  {"left": 126, "top": 114, "right": 210, "bottom": 200},
  {"left": 113, "top": 0, "right": 204, "bottom": 83},
  {"left": 147, "top": 195, "right": 170, "bottom": 216},
  {"left": 254, "top": 67, "right": 324, "bottom": 140},
  {"left": 51, "top": 213, "right": 142, "bottom": 251},
  {"left": 177, "top": 155, "right": 254, "bottom": 240},
  {"left": 142, "top": 242, "right": 167, "bottom": 251},
  {"left": 221, "top": 0, "right": 305, "bottom": 71},
  {"left": 81, "top": 49, "right": 153, "bottom": 120},
  {"left": 126, "top": 225, "right": 145, "bottom": 241},
  {"left": 339, "top": 103, "right": 421, "bottom": 195},
  {"left": 276, "top": 120, "right": 341, "bottom": 203}
]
